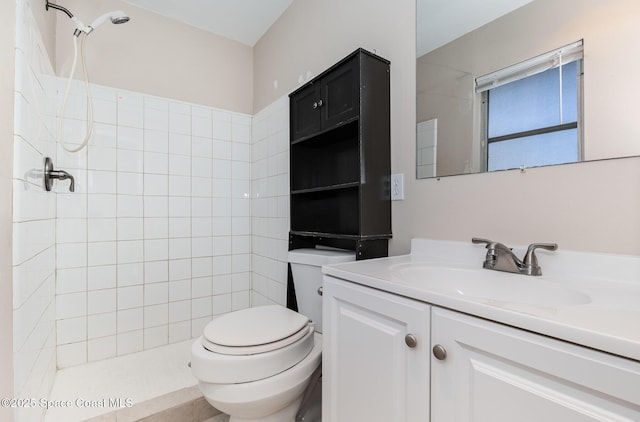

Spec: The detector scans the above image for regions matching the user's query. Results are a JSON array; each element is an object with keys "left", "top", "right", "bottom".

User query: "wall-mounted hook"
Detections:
[{"left": 44, "top": 157, "right": 75, "bottom": 192}]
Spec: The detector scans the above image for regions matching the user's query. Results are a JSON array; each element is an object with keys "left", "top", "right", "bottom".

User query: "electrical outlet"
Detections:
[{"left": 391, "top": 173, "right": 404, "bottom": 200}]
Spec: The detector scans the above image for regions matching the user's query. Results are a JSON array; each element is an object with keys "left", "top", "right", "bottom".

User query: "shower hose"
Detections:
[{"left": 58, "top": 33, "right": 94, "bottom": 153}]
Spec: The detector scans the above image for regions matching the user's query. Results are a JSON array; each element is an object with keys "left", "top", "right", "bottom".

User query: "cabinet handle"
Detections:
[
  {"left": 317, "top": 99, "right": 324, "bottom": 107},
  {"left": 312, "top": 99, "right": 324, "bottom": 109},
  {"left": 405, "top": 334, "right": 418, "bottom": 348},
  {"left": 432, "top": 344, "right": 447, "bottom": 360},
  {"left": 317, "top": 286, "right": 323, "bottom": 296}
]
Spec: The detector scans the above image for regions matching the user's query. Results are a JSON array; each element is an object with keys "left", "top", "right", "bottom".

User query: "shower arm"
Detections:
[
  {"left": 45, "top": 1, "right": 73, "bottom": 19},
  {"left": 46, "top": 1, "right": 86, "bottom": 36}
]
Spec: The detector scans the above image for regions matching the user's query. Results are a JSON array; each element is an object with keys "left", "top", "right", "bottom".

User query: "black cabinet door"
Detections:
[
  {"left": 321, "top": 56, "right": 359, "bottom": 129},
  {"left": 290, "top": 83, "right": 321, "bottom": 141}
]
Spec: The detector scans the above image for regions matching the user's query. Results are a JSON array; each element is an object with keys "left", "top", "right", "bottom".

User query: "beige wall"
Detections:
[
  {"left": 54, "top": 0, "right": 253, "bottom": 113},
  {"left": 253, "top": 0, "right": 416, "bottom": 116},
  {"left": 33, "top": 0, "right": 57, "bottom": 66},
  {"left": 1, "top": 0, "right": 15, "bottom": 419},
  {"left": 396, "top": 157, "right": 640, "bottom": 255}
]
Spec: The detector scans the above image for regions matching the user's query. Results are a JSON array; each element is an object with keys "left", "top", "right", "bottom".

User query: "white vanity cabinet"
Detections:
[
  {"left": 322, "top": 276, "right": 640, "bottom": 422},
  {"left": 431, "top": 307, "right": 640, "bottom": 421},
  {"left": 322, "top": 276, "right": 431, "bottom": 422}
]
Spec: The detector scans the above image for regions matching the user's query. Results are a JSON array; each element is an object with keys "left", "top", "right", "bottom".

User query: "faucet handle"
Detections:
[
  {"left": 472, "top": 237, "right": 495, "bottom": 247},
  {"left": 523, "top": 243, "right": 558, "bottom": 275},
  {"left": 472, "top": 238, "right": 501, "bottom": 269},
  {"left": 44, "top": 157, "right": 75, "bottom": 192}
]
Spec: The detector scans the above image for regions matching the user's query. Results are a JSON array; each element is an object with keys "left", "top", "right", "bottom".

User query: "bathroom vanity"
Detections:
[{"left": 322, "top": 239, "right": 640, "bottom": 421}]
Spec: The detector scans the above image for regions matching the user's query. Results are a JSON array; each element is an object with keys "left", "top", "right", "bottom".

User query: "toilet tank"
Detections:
[{"left": 288, "top": 248, "right": 355, "bottom": 333}]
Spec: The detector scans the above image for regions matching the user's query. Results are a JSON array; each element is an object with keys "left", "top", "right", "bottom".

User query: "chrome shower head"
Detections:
[
  {"left": 88, "top": 10, "right": 130, "bottom": 33},
  {"left": 47, "top": 2, "right": 130, "bottom": 36},
  {"left": 111, "top": 14, "right": 130, "bottom": 25}
]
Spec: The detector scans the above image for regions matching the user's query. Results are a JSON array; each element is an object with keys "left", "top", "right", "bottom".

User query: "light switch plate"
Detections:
[{"left": 391, "top": 173, "right": 404, "bottom": 200}]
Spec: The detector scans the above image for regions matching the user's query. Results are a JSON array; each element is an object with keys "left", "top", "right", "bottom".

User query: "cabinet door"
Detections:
[
  {"left": 290, "top": 83, "right": 321, "bottom": 141},
  {"left": 323, "top": 276, "right": 430, "bottom": 422},
  {"left": 431, "top": 307, "right": 640, "bottom": 422},
  {"left": 321, "top": 55, "right": 360, "bottom": 129}
]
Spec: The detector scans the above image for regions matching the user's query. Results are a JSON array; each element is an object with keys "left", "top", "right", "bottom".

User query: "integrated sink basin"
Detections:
[
  {"left": 391, "top": 264, "right": 592, "bottom": 308},
  {"left": 323, "top": 238, "right": 640, "bottom": 362}
]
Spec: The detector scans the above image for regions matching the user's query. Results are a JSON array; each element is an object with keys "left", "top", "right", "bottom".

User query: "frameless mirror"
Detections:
[{"left": 416, "top": 0, "right": 640, "bottom": 179}]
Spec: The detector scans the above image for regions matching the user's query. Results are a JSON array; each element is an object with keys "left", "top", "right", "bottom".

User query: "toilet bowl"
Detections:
[
  {"left": 195, "top": 333, "right": 322, "bottom": 421},
  {"left": 191, "top": 248, "right": 355, "bottom": 422}
]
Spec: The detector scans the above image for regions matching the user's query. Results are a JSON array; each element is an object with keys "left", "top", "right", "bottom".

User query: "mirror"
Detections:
[{"left": 416, "top": 0, "right": 640, "bottom": 178}]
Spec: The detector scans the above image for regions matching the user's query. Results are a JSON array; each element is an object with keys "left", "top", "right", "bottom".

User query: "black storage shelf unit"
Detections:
[{"left": 289, "top": 48, "right": 391, "bottom": 260}]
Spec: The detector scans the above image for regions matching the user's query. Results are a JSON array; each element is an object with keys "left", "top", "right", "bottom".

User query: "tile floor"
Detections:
[{"left": 205, "top": 414, "right": 230, "bottom": 422}]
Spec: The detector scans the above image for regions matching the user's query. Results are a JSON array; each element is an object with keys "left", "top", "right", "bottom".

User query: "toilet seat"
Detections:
[
  {"left": 192, "top": 306, "right": 316, "bottom": 384},
  {"left": 202, "top": 305, "right": 311, "bottom": 355}
]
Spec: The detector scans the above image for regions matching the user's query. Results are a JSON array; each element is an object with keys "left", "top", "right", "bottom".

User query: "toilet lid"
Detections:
[{"left": 203, "top": 305, "right": 311, "bottom": 355}]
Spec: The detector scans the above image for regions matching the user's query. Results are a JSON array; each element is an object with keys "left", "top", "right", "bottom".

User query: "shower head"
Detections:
[
  {"left": 87, "top": 10, "right": 130, "bottom": 33},
  {"left": 47, "top": 2, "right": 130, "bottom": 36}
]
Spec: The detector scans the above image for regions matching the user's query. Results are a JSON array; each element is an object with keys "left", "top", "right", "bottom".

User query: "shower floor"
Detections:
[{"left": 44, "top": 340, "right": 205, "bottom": 421}]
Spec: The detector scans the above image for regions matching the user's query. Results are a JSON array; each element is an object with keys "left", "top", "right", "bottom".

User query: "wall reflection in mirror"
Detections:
[{"left": 416, "top": 0, "right": 640, "bottom": 179}]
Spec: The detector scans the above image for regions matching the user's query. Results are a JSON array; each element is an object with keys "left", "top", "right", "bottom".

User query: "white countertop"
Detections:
[{"left": 322, "top": 239, "right": 640, "bottom": 362}]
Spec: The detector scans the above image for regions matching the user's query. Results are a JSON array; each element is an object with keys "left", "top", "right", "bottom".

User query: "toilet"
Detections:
[{"left": 191, "top": 248, "right": 355, "bottom": 422}]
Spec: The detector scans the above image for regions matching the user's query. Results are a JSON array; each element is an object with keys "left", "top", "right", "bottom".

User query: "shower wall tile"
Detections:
[
  {"left": 87, "top": 265, "right": 116, "bottom": 290},
  {"left": 118, "top": 126, "right": 144, "bottom": 150},
  {"left": 117, "top": 103, "right": 144, "bottom": 129},
  {"left": 57, "top": 342, "right": 87, "bottom": 368},
  {"left": 12, "top": 3, "right": 57, "bottom": 417},
  {"left": 88, "top": 336, "right": 117, "bottom": 362},
  {"left": 54, "top": 82, "right": 253, "bottom": 368},
  {"left": 117, "top": 330, "right": 143, "bottom": 355},
  {"left": 251, "top": 96, "right": 290, "bottom": 307}
]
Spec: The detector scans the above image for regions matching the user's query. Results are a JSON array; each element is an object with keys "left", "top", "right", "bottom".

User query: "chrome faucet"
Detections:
[{"left": 472, "top": 237, "right": 558, "bottom": 276}]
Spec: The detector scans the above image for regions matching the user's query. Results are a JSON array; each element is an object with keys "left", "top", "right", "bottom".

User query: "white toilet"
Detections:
[{"left": 191, "top": 248, "right": 355, "bottom": 422}]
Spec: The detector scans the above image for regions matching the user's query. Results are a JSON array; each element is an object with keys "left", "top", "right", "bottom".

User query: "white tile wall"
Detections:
[
  {"left": 417, "top": 118, "right": 437, "bottom": 179},
  {"left": 54, "top": 81, "right": 254, "bottom": 368},
  {"left": 251, "top": 96, "right": 290, "bottom": 307},
  {"left": 12, "top": 1, "right": 57, "bottom": 421}
]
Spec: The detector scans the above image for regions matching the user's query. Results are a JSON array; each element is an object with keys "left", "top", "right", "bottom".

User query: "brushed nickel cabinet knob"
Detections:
[
  {"left": 432, "top": 344, "right": 447, "bottom": 360},
  {"left": 405, "top": 334, "right": 418, "bottom": 348}
]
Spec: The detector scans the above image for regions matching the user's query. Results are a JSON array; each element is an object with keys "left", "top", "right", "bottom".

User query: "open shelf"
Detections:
[
  {"left": 290, "top": 121, "right": 359, "bottom": 191},
  {"left": 290, "top": 187, "right": 359, "bottom": 235}
]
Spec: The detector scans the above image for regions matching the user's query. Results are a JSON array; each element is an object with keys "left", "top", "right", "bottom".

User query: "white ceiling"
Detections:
[
  {"left": 122, "top": 0, "right": 294, "bottom": 46},
  {"left": 121, "top": 0, "right": 533, "bottom": 53}
]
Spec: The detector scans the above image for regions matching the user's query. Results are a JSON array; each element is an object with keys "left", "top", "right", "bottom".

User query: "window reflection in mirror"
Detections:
[
  {"left": 416, "top": 0, "right": 640, "bottom": 179},
  {"left": 482, "top": 44, "right": 583, "bottom": 171}
]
